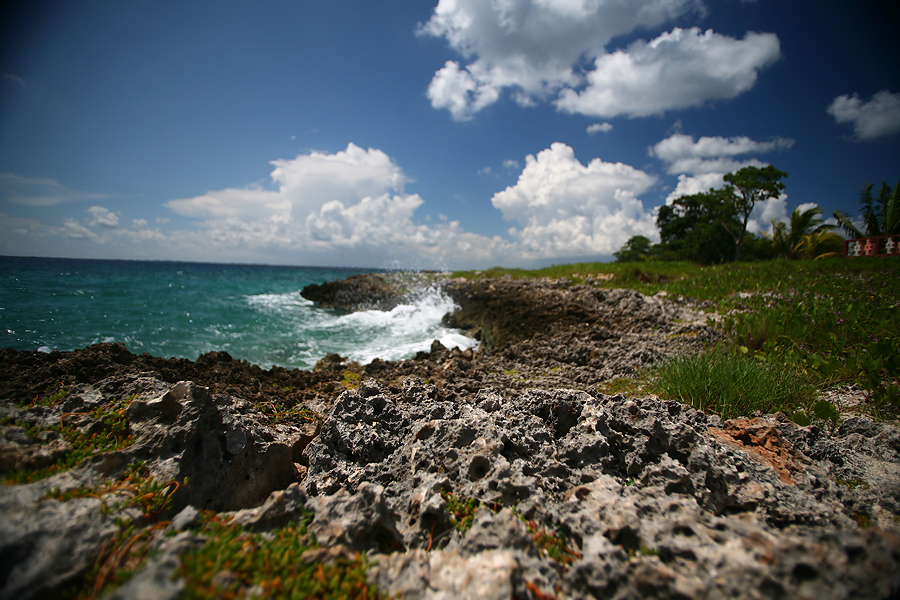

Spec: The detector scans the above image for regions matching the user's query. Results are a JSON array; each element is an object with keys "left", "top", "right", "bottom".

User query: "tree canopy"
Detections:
[
  {"left": 613, "top": 235, "right": 653, "bottom": 262},
  {"left": 616, "top": 165, "right": 787, "bottom": 264},
  {"left": 720, "top": 165, "right": 787, "bottom": 261}
]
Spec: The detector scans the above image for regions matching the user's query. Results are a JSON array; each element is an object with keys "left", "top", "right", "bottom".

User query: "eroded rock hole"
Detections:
[{"left": 467, "top": 455, "right": 491, "bottom": 481}]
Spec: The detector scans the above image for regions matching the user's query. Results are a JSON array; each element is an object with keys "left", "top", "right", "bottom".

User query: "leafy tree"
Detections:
[
  {"left": 834, "top": 178, "right": 900, "bottom": 238},
  {"left": 772, "top": 205, "right": 840, "bottom": 259},
  {"left": 614, "top": 235, "right": 653, "bottom": 262},
  {"left": 721, "top": 165, "right": 787, "bottom": 261},
  {"left": 656, "top": 190, "right": 754, "bottom": 264}
]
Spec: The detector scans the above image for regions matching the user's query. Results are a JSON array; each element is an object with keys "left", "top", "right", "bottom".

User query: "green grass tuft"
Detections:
[{"left": 649, "top": 348, "right": 816, "bottom": 421}]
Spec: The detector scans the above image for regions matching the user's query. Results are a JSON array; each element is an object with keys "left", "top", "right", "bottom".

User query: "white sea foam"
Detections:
[
  {"left": 246, "top": 283, "right": 478, "bottom": 367},
  {"left": 245, "top": 290, "right": 313, "bottom": 314},
  {"left": 324, "top": 284, "right": 478, "bottom": 364}
]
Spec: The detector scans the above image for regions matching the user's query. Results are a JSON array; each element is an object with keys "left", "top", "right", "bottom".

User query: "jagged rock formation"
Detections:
[{"left": 1, "top": 277, "right": 898, "bottom": 599}]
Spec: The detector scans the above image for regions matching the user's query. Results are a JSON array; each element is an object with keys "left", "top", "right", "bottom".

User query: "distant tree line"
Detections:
[{"left": 615, "top": 166, "right": 899, "bottom": 264}]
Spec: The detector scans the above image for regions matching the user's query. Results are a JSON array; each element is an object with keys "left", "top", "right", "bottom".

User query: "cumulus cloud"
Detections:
[
  {"left": 167, "top": 143, "right": 406, "bottom": 223},
  {"left": 828, "top": 90, "right": 900, "bottom": 140},
  {"left": 664, "top": 173, "right": 728, "bottom": 204},
  {"left": 491, "top": 143, "right": 658, "bottom": 257},
  {"left": 650, "top": 133, "right": 793, "bottom": 175},
  {"left": 88, "top": 206, "right": 120, "bottom": 228},
  {"left": 61, "top": 218, "right": 100, "bottom": 241},
  {"left": 651, "top": 132, "right": 793, "bottom": 208},
  {"left": 419, "top": 1, "right": 779, "bottom": 120},
  {"left": 587, "top": 122, "right": 613, "bottom": 134},
  {"left": 419, "top": 0, "right": 702, "bottom": 119},
  {"left": 156, "top": 143, "right": 517, "bottom": 267},
  {"left": 556, "top": 28, "right": 780, "bottom": 118}
]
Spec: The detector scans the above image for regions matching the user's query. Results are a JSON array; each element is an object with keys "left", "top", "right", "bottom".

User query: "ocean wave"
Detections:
[{"left": 246, "top": 284, "right": 477, "bottom": 367}]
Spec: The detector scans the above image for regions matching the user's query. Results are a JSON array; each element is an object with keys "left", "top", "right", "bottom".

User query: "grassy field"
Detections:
[{"left": 454, "top": 258, "right": 900, "bottom": 422}]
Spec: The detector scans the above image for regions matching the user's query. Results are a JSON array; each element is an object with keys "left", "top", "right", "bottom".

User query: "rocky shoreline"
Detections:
[{"left": 1, "top": 275, "right": 899, "bottom": 599}]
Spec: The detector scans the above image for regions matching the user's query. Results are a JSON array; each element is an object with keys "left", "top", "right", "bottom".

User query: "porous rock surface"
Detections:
[
  {"left": 0, "top": 277, "right": 898, "bottom": 599},
  {"left": 307, "top": 380, "right": 900, "bottom": 599}
]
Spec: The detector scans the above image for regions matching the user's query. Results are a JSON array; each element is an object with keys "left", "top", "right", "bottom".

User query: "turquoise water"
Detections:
[{"left": 0, "top": 256, "right": 476, "bottom": 370}]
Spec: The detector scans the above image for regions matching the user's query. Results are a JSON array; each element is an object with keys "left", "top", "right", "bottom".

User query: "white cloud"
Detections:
[
  {"left": 827, "top": 90, "right": 900, "bottom": 140},
  {"left": 651, "top": 133, "right": 794, "bottom": 167},
  {"left": 556, "top": 28, "right": 781, "bottom": 118},
  {"left": 155, "top": 143, "right": 519, "bottom": 268},
  {"left": 654, "top": 132, "right": 795, "bottom": 222},
  {"left": 61, "top": 218, "right": 100, "bottom": 241},
  {"left": 305, "top": 194, "right": 425, "bottom": 248},
  {"left": 88, "top": 206, "right": 119, "bottom": 228},
  {"left": 419, "top": 0, "right": 704, "bottom": 119},
  {"left": 746, "top": 194, "right": 789, "bottom": 236},
  {"left": 426, "top": 60, "right": 501, "bottom": 121},
  {"left": 166, "top": 143, "right": 406, "bottom": 223},
  {"left": 503, "top": 159, "right": 520, "bottom": 169},
  {"left": 653, "top": 133, "right": 793, "bottom": 203},
  {"left": 491, "top": 143, "right": 658, "bottom": 257},
  {"left": 664, "top": 173, "right": 727, "bottom": 204},
  {"left": 587, "top": 122, "right": 613, "bottom": 134},
  {"left": 420, "top": 2, "right": 779, "bottom": 121}
]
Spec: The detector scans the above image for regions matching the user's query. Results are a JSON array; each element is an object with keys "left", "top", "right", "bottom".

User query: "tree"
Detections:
[
  {"left": 721, "top": 165, "right": 787, "bottom": 261},
  {"left": 655, "top": 191, "right": 742, "bottom": 264},
  {"left": 614, "top": 235, "right": 653, "bottom": 262},
  {"left": 771, "top": 205, "right": 839, "bottom": 259},
  {"left": 834, "top": 178, "right": 900, "bottom": 238},
  {"left": 653, "top": 165, "right": 786, "bottom": 264},
  {"left": 799, "top": 230, "right": 844, "bottom": 260}
]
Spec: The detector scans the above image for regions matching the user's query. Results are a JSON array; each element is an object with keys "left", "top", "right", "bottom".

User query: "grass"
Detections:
[
  {"left": 452, "top": 257, "right": 900, "bottom": 418},
  {"left": 648, "top": 347, "right": 816, "bottom": 421}
]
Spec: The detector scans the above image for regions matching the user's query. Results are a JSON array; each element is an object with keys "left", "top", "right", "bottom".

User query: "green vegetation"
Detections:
[
  {"left": 178, "top": 513, "right": 382, "bottom": 600},
  {"left": 48, "top": 461, "right": 183, "bottom": 520},
  {"left": 615, "top": 171, "right": 898, "bottom": 266},
  {"left": 771, "top": 206, "right": 843, "bottom": 260},
  {"left": 29, "top": 382, "right": 71, "bottom": 406},
  {"left": 254, "top": 400, "right": 321, "bottom": 425},
  {"left": 653, "top": 165, "right": 786, "bottom": 264},
  {"left": 520, "top": 517, "right": 581, "bottom": 566},
  {"left": 3, "top": 397, "right": 135, "bottom": 484},
  {"left": 453, "top": 257, "right": 900, "bottom": 420},
  {"left": 441, "top": 490, "right": 483, "bottom": 533},
  {"left": 834, "top": 178, "right": 900, "bottom": 238},
  {"left": 441, "top": 491, "right": 580, "bottom": 566},
  {"left": 340, "top": 370, "right": 363, "bottom": 390},
  {"left": 649, "top": 348, "right": 816, "bottom": 421}
]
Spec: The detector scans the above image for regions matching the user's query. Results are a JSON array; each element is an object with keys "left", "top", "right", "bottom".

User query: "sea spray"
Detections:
[{"left": 323, "top": 283, "right": 478, "bottom": 365}]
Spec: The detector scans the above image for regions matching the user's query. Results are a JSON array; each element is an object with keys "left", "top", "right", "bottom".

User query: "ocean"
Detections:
[{"left": 0, "top": 256, "right": 477, "bottom": 370}]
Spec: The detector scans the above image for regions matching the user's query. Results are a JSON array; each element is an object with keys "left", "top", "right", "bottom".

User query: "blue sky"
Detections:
[{"left": 1, "top": 0, "right": 899, "bottom": 269}]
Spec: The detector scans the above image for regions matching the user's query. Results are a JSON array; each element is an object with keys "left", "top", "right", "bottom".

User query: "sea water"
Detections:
[{"left": 0, "top": 256, "right": 477, "bottom": 370}]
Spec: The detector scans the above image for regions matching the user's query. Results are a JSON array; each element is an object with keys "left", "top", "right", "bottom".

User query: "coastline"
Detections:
[{"left": 1, "top": 274, "right": 899, "bottom": 599}]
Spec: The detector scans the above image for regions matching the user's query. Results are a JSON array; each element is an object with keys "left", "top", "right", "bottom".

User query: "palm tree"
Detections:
[
  {"left": 771, "top": 205, "right": 838, "bottom": 259},
  {"left": 834, "top": 178, "right": 900, "bottom": 238},
  {"left": 799, "top": 230, "right": 844, "bottom": 260}
]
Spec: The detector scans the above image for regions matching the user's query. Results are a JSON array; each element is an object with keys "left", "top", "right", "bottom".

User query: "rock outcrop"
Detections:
[{"left": 1, "top": 276, "right": 898, "bottom": 599}]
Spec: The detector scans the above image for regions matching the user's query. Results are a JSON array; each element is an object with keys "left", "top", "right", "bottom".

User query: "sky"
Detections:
[{"left": 1, "top": 0, "right": 899, "bottom": 270}]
